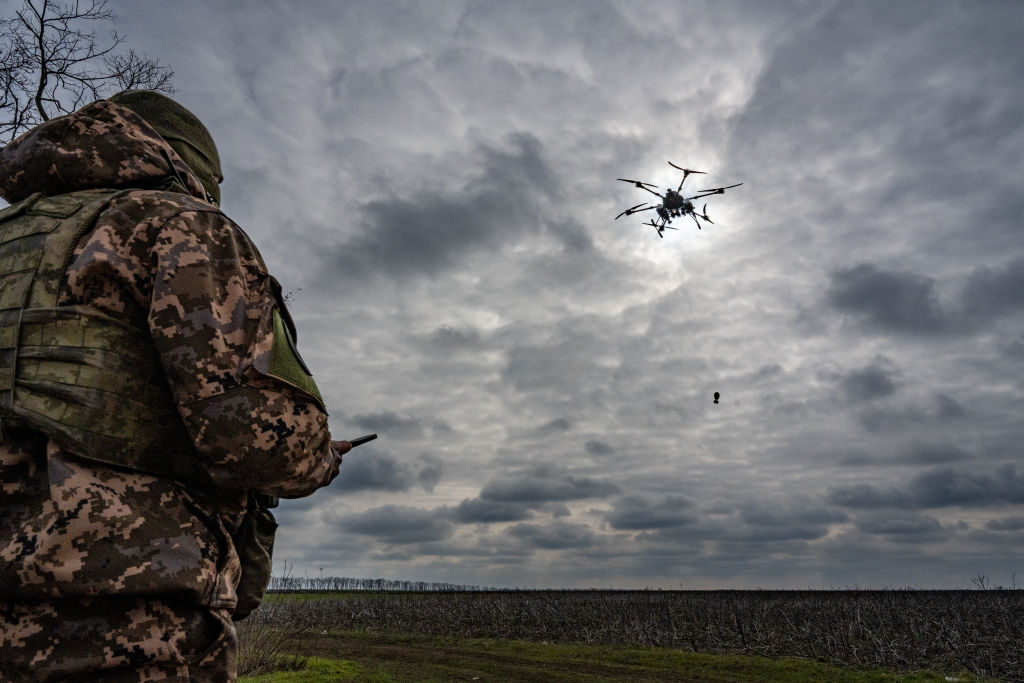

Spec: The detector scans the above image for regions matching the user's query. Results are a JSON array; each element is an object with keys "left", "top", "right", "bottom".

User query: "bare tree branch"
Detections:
[{"left": 0, "top": 0, "right": 174, "bottom": 141}]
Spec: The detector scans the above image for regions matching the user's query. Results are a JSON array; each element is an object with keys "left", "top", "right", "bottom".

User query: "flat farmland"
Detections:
[{"left": 238, "top": 590, "right": 1021, "bottom": 681}]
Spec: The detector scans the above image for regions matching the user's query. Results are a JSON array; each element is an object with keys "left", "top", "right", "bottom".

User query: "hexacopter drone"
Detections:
[{"left": 615, "top": 161, "right": 742, "bottom": 238}]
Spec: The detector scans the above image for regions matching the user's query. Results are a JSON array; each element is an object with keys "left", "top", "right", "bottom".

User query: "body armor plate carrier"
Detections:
[{"left": 0, "top": 188, "right": 207, "bottom": 483}]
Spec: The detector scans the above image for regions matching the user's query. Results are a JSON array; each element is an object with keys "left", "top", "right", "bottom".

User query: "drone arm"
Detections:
[
  {"left": 688, "top": 190, "right": 723, "bottom": 200},
  {"left": 615, "top": 204, "right": 657, "bottom": 220}
]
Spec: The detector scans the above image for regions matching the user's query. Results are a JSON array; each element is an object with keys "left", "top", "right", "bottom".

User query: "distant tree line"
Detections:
[{"left": 267, "top": 573, "right": 500, "bottom": 593}]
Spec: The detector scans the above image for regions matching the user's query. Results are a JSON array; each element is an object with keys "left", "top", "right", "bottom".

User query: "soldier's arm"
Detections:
[{"left": 147, "top": 208, "right": 337, "bottom": 498}]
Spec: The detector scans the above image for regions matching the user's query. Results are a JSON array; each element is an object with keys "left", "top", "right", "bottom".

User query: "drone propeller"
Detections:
[
  {"left": 699, "top": 203, "right": 714, "bottom": 224},
  {"left": 615, "top": 203, "right": 653, "bottom": 220},
  {"left": 642, "top": 220, "right": 665, "bottom": 238},
  {"left": 617, "top": 178, "right": 658, "bottom": 189},
  {"left": 690, "top": 213, "right": 702, "bottom": 230},
  {"left": 642, "top": 220, "right": 663, "bottom": 236},
  {"left": 618, "top": 178, "right": 663, "bottom": 197},
  {"left": 668, "top": 162, "right": 707, "bottom": 175},
  {"left": 667, "top": 162, "right": 707, "bottom": 191},
  {"left": 695, "top": 182, "right": 743, "bottom": 195}
]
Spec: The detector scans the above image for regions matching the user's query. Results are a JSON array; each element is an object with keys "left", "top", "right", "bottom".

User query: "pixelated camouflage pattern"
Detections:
[
  {"left": 0, "top": 99, "right": 207, "bottom": 205},
  {"left": 0, "top": 596, "right": 235, "bottom": 681},
  {"left": 0, "top": 189, "right": 209, "bottom": 484},
  {"left": 0, "top": 99, "right": 336, "bottom": 679}
]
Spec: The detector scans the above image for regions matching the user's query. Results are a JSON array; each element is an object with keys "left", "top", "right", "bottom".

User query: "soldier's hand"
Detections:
[{"left": 329, "top": 440, "right": 352, "bottom": 481}]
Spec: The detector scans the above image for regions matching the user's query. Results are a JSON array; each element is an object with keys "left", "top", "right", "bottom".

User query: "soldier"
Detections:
[{"left": 0, "top": 91, "right": 349, "bottom": 681}]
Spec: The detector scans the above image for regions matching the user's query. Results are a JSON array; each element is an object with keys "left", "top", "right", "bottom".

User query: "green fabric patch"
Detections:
[{"left": 268, "top": 308, "right": 323, "bottom": 407}]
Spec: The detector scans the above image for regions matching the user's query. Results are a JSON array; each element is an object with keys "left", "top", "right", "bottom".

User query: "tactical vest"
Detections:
[{"left": 0, "top": 188, "right": 208, "bottom": 483}]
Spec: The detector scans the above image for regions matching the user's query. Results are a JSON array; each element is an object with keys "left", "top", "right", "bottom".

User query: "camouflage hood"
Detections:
[{"left": 0, "top": 99, "right": 208, "bottom": 204}]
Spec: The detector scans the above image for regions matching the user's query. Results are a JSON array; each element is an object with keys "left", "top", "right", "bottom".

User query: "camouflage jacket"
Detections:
[{"left": 0, "top": 100, "right": 335, "bottom": 612}]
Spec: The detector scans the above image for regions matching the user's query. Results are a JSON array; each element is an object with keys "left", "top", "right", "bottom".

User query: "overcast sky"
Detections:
[{"left": 12, "top": 0, "right": 1024, "bottom": 588}]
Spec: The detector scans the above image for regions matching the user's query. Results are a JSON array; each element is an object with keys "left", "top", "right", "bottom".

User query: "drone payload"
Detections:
[{"left": 615, "top": 161, "right": 742, "bottom": 238}]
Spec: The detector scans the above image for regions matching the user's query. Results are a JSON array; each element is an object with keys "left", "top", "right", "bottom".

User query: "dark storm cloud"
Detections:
[
  {"left": 898, "top": 444, "right": 973, "bottom": 466},
  {"left": 416, "top": 453, "right": 444, "bottom": 492},
  {"left": 727, "top": 1, "right": 1024, "bottom": 204},
  {"left": 501, "top": 335, "right": 613, "bottom": 394},
  {"left": 908, "top": 466, "right": 1024, "bottom": 508},
  {"left": 479, "top": 464, "right": 620, "bottom": 503},
  {"left": 339, "top": 505, "right": 455, "bottom": 544},
  {"left": 449, "top": 464, "right": 620, "bottom": 525},
  {"left": 828, "top": 464, "right": 1024, "bottom": 510},
  {"left": 828, "top": 483, "right": 899, "bottom": 510},
  {"left": 328, "top": 133, "right": 557, "bottom": 281},
  {"left": 837, "top": 356, "right": 900, "bottom": 402},
  {"left": 333, "top": 451, "right": 444, "bottom": 493},
  {"left": 584, "top": 440, "right": 614, "bottom": 456},
  {"left": 985, "top": 516, "right": 1024, "bottom": 532},
  {"left": 423, "top": 325, "right": 483, "bottom": 354},
  {"left": 856, "top": 393, "right": 970, "bottom": 434},
  {"left": 933, "top": 393, "right": 967, "bottom": 420},
  {"left": 349, "top": 411, "right": 450, "bottom": 439},
  {"left": 536, "top": 417, "right": 572, "bottom": 435},
  {"left": 604, "top": 495, "right": 695, "bottom": 530},
  {"left": 826, "top": 259, "right": 1024, "bottom": 338},
  {"left": 961, "top": 257, "right": 1024, "bottom": 324},
  {"left": 738, "top": 502, "right": 848, "bottom": 528},
  {"left": 855, "top": 512, "right": 948, "bottom": 543},
  {"left": 506, "top": 521, "right": 598, "bottom": 550},
  {"left": 726, "top": 500, "right": 848, "bottom": 543},
  {"left": 842, "top": 443, "right": 974, "bottom": 468},
  {"left": 453, "top": 498, "right": 534, "bottom": 524},
  {"left": 827, "top": 264, "right": 953, "bottom": 335}
]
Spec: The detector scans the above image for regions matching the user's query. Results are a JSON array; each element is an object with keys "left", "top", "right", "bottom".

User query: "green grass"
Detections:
[{"left": 239, "top": 630, "right": 992, "bottom": 682}]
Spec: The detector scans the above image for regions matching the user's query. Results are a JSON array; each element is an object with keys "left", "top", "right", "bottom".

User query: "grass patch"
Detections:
[
  {"left": 239, "top": 656, "right": 363, "bottom": 682},
  {"left": 239, "top": 629, "right": 993, "bottom": 682}
]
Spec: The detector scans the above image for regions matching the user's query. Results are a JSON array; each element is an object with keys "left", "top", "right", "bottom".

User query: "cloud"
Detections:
[
  {"left": 897, "top": 444, "right": 973, "bottom": 466},
  {"left": 838, "top": 356, "right": 900, "bottom": 402},
  {"left": 985, "top": 516, "right": 1024, "bottom": 532},
  {"left": 452, "top": 498, "right": 534, "bottom": 524},
  {"left": 584, "top": 440, "right": 614, "bottom": 456},
  {"left": 855, "top": 394, "right": 970, "bottom": 434},
  {"left": 826, "top": 264, "right": 953, "bottom": 335},
  {"left": 506, "top": 520, "right": 598, "bottom": 549},
  {"left": 535, "top": 417, "right": 572, "bottom": 435},
  {"left": 908, "top": 465, "right": 1024, "bottom": 508},
  {"left": 729, "top": 500, "right": 848, "bottom": 543},
  {"left": 333, "top": 451, "right": 443, "bottom": 493},
  {"left": 350, "top": 411, "right": 434, "bottom": 439},
  {"left": 961, "top": 257, "right": 1024, "bottom": 324},
  {"left": 479, "top": 464, "right": 620, "bottom": 503},
  {"left": 416, "top": 453, "right": 444, "bottom": 492},
  {"left": 604, "top": 495, "right": 695, "bottom": 530},
  {"left": 828, "top": 464, "right": 1024, "bottom": 510},
  {"left": 450, "top": 464, "right": 621, "bottom": 525},
  {"left": 501, "top": 340, "right": 611, "bottom": 394},
  {"left": 854, "top": 512, "right": 948, "bottom": 543},
  {"left": 337, "top": 505, "right": 455, "bottom": 544},
  {"left": 842, "top": 443, "right": 974, "bottom": 468},
  {"left": 423, "top": 325, "right": 483, "bottom": 354},
  {"left": 326, "top": 132, "right": 557, "bottom": 282},
  {"left": 933, "top": 393, "right": 967, "bottom": 421}
]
